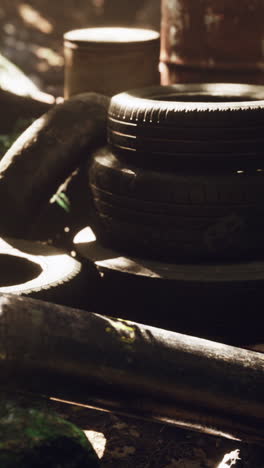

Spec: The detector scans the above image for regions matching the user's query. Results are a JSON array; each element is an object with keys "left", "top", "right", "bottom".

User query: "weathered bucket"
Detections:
[
  {"left": 160, "top": 0, "right": 264, "bottom": 85},
  {"left": 64, "top": 27, "right": 160, "bottom": 98}
]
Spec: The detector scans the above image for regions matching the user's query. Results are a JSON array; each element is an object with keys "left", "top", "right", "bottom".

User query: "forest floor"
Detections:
[{"left": 49, "top": 398, "right": 264, "bottom": 468}]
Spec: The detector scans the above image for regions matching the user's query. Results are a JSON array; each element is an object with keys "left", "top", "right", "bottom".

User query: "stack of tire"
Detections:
[{"left": 89, "top": 83, "right": 264, "bottom": 262}]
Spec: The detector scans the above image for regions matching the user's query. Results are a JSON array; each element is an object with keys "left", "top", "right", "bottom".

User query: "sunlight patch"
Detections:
[
  {"left": 84, "top": 430, "right": 106, "bottom": 459},
  {"left": 35, "top": 47, "right": 63, "bottom": 67},
  {"left": 217, "top": 450, "right": 241, "bottom": 468},
  {"left": 19, "top": 4, "right": 53, "bottom": 34}
]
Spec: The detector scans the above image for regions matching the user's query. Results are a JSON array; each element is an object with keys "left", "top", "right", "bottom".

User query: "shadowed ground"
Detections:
[{"left": 50, "top": 399, "right": 264, "bottom": 467}]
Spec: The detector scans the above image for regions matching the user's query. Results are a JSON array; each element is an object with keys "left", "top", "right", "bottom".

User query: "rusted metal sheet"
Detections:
[{"left": 160, "top": 0, "right": 264, "bottom": 84}]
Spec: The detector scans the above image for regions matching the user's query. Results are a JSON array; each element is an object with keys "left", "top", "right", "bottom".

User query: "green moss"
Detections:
[
  {"left": 106, "top": 318, "right": 136, "bottom": 345},
  {"left": 0, "top": 399, "right": 100, "bottom": 467}
]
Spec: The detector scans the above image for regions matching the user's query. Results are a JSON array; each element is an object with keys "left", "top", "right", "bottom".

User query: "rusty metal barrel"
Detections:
[
  {"left": 160, "top": 0, "right": 264, "bottom": 85},
  {"left": 64, "top": 27, "right": 160, "bottom": 98}
]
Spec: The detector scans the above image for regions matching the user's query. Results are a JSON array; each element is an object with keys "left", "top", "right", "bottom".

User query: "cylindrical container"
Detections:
[
  {"left": 64, "top": 27, "right": 160, "bottom": 98},
  {"left": 160, "top": 0, "right": 264, "bottom": 85}
]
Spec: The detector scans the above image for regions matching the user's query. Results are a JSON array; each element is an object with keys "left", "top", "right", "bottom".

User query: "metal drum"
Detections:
[
  {"left": 160, "top": 0, "right": 264, "bottom": 85},
  {"left": 64, "top": 27, "right": 160, "bottom": 98}
]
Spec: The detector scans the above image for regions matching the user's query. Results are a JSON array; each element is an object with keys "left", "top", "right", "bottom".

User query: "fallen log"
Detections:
[
  {"left": 0, "top": 93, "right": 109, "bottom": 238},
  {"left": 0, "top": 293, "right": 263, "bottom": 445}
]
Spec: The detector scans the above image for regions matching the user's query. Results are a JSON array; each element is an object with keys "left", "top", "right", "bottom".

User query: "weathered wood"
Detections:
[
  {"left": 0, "top": 293, "right": 263, "bottom": 445},
  {"left": 0, "top": 93, "right": 109, "bottom": 238}
]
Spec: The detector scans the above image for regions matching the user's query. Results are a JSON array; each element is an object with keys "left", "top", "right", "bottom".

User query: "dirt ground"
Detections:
[{"left": 49, "top": 398, "right": 264, "bottom": 468}]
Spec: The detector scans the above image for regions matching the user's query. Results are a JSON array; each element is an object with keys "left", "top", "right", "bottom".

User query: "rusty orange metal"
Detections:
[{"left": 160, "top": 0, "right": 264, "bottom": 84}]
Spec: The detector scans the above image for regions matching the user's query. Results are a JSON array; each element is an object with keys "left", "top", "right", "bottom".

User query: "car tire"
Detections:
[
  {"left": 0, "top": 237, "right": 97, "bottom": 309},
  {"left": 88, "top": 148, "right": 264, "bottom": 261},
  {"left": 108, "top": 83, "right": 264, "bottom": 168}
]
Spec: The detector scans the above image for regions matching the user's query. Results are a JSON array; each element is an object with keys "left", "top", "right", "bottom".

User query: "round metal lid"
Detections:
[{"left": 64, "top": 27, "right": 160, "bottom": 48}]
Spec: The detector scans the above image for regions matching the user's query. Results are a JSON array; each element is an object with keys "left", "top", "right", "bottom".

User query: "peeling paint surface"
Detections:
[{"left": 160, "top": 0, "right": 264, "bottom": 84}]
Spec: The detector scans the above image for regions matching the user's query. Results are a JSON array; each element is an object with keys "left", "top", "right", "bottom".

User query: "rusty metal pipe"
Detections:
[{"left": 0, "top": 293, "right": 263, "bottom": 445}]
